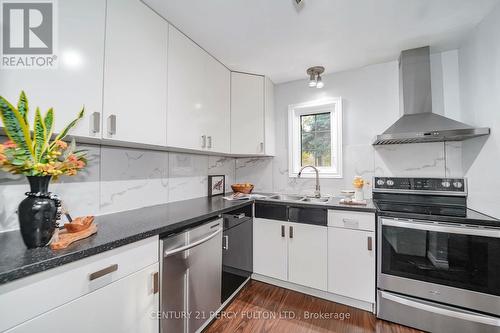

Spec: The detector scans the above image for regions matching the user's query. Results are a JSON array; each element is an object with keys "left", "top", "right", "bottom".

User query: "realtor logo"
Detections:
[{"left": 1, "top": 0, "right": 57, "bottom": 68}]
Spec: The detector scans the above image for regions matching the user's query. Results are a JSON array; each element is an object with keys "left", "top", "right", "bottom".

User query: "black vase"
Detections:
[{"left": 18, "top": 176, "right": 60, "bottom": 248}]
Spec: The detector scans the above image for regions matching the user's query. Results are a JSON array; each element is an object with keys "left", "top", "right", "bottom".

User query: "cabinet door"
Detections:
[
  {"left": 204, "top": 56, "right": 230, "bottom": 153},
  {"left": 7, "top": 263, "right": 159, "bottom": 333},
  {"left": 0, "top": 0, "right": 105, "bottom": 138},
  {"left": 288, "top": 222, "right": 328, "bottom": 291},
  {"left": 253, "top": 218, "right": 287, "bottom": 281},
  {"left": 264, "top": 77, "right": 275, "bottom": 156},
  {"left": 167, "top": 26, "right": 206, "bottom": 150},
  {"left": 328, "top": 227, "right": 375, "bottom": 303},
  {"left": 231, "top": 72, "right": 265, "bottom": 154},
  {"left": 103, "top": 0, "right": 168, "bottom": 145}
]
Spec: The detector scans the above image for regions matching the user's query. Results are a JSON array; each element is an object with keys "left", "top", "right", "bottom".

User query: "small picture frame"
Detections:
[{"left": 208, "top": 175, "right": 225, "bottom": 197}]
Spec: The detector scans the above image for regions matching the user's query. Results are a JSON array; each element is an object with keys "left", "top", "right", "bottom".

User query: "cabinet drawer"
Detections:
[
  {"left": 328, "top": 210, "right": 375, "bottom": 231},
  {"left": 255, "top": 203, "right": 287, "bottom": 221},
  {"left": 6, "top": 263, "right": 159, "bottom": 333},
  {"left": 0, "top": 236, "right": 159, "bottom": 332}
]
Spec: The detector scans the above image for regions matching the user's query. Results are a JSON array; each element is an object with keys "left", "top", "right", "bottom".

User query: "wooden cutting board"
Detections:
[{"left": 50, "top": 223, "right": 97, "bottom": 250}]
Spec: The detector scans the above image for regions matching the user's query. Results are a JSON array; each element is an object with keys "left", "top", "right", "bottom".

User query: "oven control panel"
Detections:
[{"left": 373, "top": 177, "right": 467, "bottom": 194}]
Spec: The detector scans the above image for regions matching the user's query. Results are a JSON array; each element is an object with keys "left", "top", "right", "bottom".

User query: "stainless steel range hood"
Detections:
[{"left": 373, "top": 46, "right": 490, "bottom": 145}]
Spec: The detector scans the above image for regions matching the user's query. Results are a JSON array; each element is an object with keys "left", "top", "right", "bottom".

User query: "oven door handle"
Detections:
[
  {"left": 381, "top": 218, "right": 500, "bottom": 238},
  {"left": 380, "top": 291, "right": 500, "bottom": 327}
]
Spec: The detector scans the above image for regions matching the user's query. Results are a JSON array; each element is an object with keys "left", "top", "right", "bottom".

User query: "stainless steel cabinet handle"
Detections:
[
  {"left": 289, "top": 226, "right": 294, "bottom": 239},
  {"left": 164, "top": 228, "right": 222, "bottom": 257},
  {"left": 207, "top": 136, "right": 212, "bottom": 149},
  {"left": 89, "top": 264, "right": 118, "bottom": 281},
  {"left": 342, "top": 218, "right": 359, "bottom": 228},
  {"left": 223, "top": 235, "right": 229, "bottom": 250},
  {"left": 260, "top": 142, "right": 264, "bottom": 153},
  {"left": 107, "top": 114, "right": 116, "bottom": 135},
  {"left": 152, "top": 272, "right": 159, "bottom": 294},
  {"left": 201, "top": 135, "right": 207, "bottom": 148},
  {"left": 367, "top": 236, "right": 373, "bottom": 251},
  {"left": 281, "top": 225, "right": 285, "bottom": 237},
  {"left": 91, "top": 112, "right": 100, "bottom": 133}
]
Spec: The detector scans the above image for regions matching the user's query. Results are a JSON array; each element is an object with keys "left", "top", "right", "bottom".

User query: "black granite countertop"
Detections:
[{"left": 0, "top": 197, "right": 253, "bottom": 285}]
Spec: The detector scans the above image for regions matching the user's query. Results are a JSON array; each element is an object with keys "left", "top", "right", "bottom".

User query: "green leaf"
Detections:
[
  {"left": 50, "top": 107, "right": 84, "bottom": 148},
  {"left": 0, "top": 95, "right": 33, "bottom": 154},
  {"left": 43, "top": 108, "right": 54, "bottom": 140},
  {"left": 12, "top": 159, "right": 25, "bottom": 166},
  {"left": 17, "top": 91, "right": 29, "bottom": 124},
  {"left": 33, "top": 107, "right": 47, "bottom": 162}
]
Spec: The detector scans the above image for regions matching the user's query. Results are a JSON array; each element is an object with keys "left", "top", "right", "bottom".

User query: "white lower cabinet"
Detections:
[
  {"left": 7, "top": 263, "right": 159, "bottom": 333},
  {"left": 328, "top": 211, "right": 375, "bottom": 304},
  {"left": 0, "top": 237, "right": 159, "bottom": 333},
  {"left": 253, "top": 218, "right": 328, "bottom": 291},
  {"left": 253, "top": 218, "right": 288, "bottom": 281},
  {"left": 288, "top": 222, "right": 328, "bottom": 290}
]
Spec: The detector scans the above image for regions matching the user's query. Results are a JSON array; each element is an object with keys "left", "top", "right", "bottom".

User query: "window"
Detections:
[{"left": 288, "top": 98, "right": 342, "bottom": 178}]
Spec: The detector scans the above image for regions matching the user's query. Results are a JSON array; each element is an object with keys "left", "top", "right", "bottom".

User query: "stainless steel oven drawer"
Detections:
[{"left": 377, "top": 290, "right": 500, "bottom": 333}]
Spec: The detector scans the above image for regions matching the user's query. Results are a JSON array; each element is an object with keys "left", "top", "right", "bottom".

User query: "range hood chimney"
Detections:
[{"left": 372, "top": 46, "right": 490, "bottom": 145}]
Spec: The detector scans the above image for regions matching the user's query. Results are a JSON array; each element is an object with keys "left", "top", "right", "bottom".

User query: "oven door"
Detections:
[{"left": 378, "top": 217, "right": 500, "bottom": 316}]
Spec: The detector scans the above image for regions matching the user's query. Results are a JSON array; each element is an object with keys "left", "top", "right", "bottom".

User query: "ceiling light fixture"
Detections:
[
  {"left": 308, "top": 73, "right": 317, "bottom": 87},
  {"left": 306, "top": 66, "right": 325, "bottom": 89},
  {"left": 316, "top": 75, "right": 324, "bottom": 89}
]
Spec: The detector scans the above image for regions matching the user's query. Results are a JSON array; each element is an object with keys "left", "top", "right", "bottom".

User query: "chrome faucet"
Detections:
[{"left": 297, "top": 165, "right": 321, "bottom": 198}]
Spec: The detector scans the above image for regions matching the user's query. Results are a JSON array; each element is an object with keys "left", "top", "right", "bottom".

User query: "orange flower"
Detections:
[
  {"left": 76, "top": 160, "right": 85, "bottom": 169},
  {"left": 0, "top": 144, "right": 4, "bottom": 153},
  {"left": 3, "top": 140, "right": 16, "bottom": 149},
  {"left": 0, "top": 153, "right": 6, "bottom": 164},
  {"left": 68, "top": 154, "right": 78, "bottom": 163},
  {"left": 54, "top": 140, "right": 68, "bottom": 150}
]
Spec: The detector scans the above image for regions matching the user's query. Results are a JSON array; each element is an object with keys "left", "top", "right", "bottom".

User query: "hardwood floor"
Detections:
[{"left": 205, "top": 280, "right": 422, "bottom": 333}]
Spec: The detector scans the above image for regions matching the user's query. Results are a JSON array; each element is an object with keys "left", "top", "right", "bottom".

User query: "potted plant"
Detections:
[{"left": 0, "top": 91, "right": 87, "bottom": 248}]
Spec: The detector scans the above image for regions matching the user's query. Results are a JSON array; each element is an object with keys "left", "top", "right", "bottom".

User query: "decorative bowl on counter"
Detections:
[
  {"left": 231, "top": 183, "right": 254, "bottom": 194},
  {"left": 340, "top": 190, "right": 355, "bottom": 198}
]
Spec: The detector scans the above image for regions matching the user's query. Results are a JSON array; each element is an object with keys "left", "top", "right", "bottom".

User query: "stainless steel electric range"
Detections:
[{"left": 373, "top": 177, "right": 500, "bottom": 333}]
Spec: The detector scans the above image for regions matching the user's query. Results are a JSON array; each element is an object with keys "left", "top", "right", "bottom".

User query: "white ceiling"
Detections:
[{"left": 144, "top": 0, "right": 499, "bottom": 83}]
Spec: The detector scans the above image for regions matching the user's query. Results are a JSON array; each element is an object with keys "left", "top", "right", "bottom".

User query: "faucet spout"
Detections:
[{"left": 297, "top": 165, "right": 321, "bottom": 198}]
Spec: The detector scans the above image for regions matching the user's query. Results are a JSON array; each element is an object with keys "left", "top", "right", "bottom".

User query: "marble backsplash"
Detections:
[
  {"left": 0, "top": 141, "right": 237, "bottom": 232},
  {"left": 0, "top": 139, "right": 464, "bottom": 232}
]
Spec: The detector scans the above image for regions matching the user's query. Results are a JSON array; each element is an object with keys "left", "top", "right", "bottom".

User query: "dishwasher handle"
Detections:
[{"left": 164, "top": 227, "right": 222, "bottom": 257}]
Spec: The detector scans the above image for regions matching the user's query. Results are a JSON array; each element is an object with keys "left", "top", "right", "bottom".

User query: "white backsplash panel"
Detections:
[
  {"left": 168, "top": 153, "right": 209, "bottom": 202},
  {"left": 235, "top": 157, "right": 273, "bottom": 193},
  {"left": 100, "top": 146, "right": 169, "bottom": 214}
]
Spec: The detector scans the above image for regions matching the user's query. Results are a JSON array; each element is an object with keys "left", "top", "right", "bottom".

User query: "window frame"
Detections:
[{"left": 288, "top": 98, "right": 343, "bottom": 179}]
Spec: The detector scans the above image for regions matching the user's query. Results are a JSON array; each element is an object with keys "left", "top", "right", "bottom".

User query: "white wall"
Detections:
[
  {"left": 235, "top": 54, "right": 464, "bottom": 198},
  {"left": 459, "top": 2, "right": 500, "bottom": 218}
]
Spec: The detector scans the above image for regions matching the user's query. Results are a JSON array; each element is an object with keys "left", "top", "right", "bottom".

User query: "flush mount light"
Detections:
[
  {"left": 308, "top": 73, "right": 317, "bottom": 87},
  {"left": 306, "top": 66, "right": 325, "bottom": 89}
]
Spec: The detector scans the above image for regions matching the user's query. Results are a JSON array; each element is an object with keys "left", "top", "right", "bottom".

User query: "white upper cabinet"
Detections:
[
  {"left": 167, "top": 27, "right": 230, "bottom": 153},
  {"left": 204, "top": 56, "right": 231, "bottom": 154},
  {"left": 0, "top": 0, "right": 106, "bottom": 138},
  {"left": 231, "top": 72, "right": 275, "bottom": 155},
  {"left": 103, "top": 0, "right": 168, "bottom": 146},
  {"left": 167, "top": 27, "right": 205, "bottom": 151}
]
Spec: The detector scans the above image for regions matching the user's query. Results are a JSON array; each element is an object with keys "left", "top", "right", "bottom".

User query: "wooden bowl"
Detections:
[{"left": 231, "top": 183, "right": 254, "bottom": 194}]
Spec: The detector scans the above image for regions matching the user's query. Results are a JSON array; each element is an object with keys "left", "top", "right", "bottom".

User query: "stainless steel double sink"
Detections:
[{"left": 265, "top": 194, "right": 331, "bottom": 204}]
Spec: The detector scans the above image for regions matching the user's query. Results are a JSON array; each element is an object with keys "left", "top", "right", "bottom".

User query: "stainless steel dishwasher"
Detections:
[{"left": 160, "top": 217, "right": 223, "bottom": 333}]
